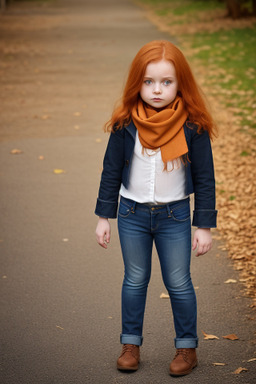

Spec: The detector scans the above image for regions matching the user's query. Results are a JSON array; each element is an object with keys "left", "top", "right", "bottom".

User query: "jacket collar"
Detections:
[{"left": 125, "top": 119, "right": 137, "bottom": 140}]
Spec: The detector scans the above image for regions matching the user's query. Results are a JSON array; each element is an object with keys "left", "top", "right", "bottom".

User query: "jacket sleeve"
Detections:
[
  {"left": 95, "top": 128, "right": 125, "bottom": 219},
  {"left": 190, "top": 129, "right": 217, "bottom": 228}
]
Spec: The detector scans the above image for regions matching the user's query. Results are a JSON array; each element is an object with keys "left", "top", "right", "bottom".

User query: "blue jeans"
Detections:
[{"left": 117, "top": 196, "right": 198, "bottom": 349}]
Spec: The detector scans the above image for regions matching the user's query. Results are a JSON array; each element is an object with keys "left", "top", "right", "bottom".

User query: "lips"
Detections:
[{"left": 152, "top": 98, "right": 162, "bottom": 101}]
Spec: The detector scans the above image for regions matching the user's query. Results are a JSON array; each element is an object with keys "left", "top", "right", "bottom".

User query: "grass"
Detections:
[
  {"left": 137, "top": 0, "right": 256, "bottom": 132},
  {"left": 186, "top": 28, "right": 256, "bottom": 130},
  {"left": 171, "top": 0, "right": 225, "bottom": 15},
  {"left": 139, "top": 0, "right": 225, "bottom": 16}
]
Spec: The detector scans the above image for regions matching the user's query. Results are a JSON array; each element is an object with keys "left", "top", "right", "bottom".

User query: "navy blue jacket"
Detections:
[{"left": 95, "top": 120, "right": 217, "bottom": 228}]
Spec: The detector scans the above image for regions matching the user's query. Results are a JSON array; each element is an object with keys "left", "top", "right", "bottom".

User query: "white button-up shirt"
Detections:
[{"left": 120, "top": 131, "right": 187, "bottom": 204}]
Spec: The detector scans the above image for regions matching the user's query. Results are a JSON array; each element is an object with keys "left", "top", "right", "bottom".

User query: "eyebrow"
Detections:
[{"left": 143, "top": 75, "right": 175, "bottom": 79}]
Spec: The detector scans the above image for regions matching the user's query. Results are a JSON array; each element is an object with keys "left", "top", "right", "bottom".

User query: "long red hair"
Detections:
[{"left": 105, "top": 40, "right": 217, "bottom": 139}]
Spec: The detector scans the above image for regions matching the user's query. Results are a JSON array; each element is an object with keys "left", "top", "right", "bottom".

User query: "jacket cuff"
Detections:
[
  {"left": 95, "top": 198, "right": 118, "bottom": 219},
  {"left": 192, "top": 209, "right": 217, "bottom": 228}
]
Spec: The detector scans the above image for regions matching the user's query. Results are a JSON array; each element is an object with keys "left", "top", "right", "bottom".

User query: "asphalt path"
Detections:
[{"left": 0, "top": 0, "right": 255, "bottom": 383}]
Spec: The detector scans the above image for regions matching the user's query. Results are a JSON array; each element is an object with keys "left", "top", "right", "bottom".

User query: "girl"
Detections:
[{"left": 95, "top": 40, "right": 217, "bottom": 376}]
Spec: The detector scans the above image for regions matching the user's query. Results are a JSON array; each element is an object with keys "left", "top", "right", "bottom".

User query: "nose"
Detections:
[{"left": 153, "top": 83, "right": 161, "bottom": 94}]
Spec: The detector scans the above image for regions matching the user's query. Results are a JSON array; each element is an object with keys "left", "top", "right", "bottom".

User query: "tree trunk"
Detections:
[
  {"left": 1, "top": 0, "right": 6, "bottom": 13},
  {"left": 253, "top": 0, "right": 256, "bottom": 15},
  {"left": 226, "top": 0, "right": 242, "bottom": 18}
]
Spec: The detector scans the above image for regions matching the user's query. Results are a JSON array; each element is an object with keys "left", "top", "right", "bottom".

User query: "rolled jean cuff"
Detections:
[
  {"left": 175, "top": 338, "right": 198, "bottom": 349},
  {"left": 120, "top": 334, "right": 143, "bottom": 346}
]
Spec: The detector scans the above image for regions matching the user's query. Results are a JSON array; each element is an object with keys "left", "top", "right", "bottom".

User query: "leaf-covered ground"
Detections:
[{"left": 137, "top": 1, "right": 256, "bottom": 306}]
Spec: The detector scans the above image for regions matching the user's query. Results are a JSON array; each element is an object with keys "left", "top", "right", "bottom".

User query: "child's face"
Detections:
[{"left": 140, "top": 59, "right": 178, "bottom": 109}]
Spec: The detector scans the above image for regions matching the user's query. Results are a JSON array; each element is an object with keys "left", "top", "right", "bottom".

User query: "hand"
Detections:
[
  {"left": 96, "top": 217, "right": 111, "bottom": 249},
  {"left": 192, "top": 228, "right": 212, "bottom": 257}
]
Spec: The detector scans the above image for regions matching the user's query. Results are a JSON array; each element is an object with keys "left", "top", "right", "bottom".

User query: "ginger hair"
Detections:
[{"left": 105, "top": 40, "right": 217, "bottom": 139}]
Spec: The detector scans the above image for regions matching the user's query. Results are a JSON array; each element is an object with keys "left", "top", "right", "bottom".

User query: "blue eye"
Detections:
[
  {"left": 144, "top": 79, "right": 152, "bottom": 85},
  {"left": 163, "top": 80, "right": 171, "bottom": 86}
]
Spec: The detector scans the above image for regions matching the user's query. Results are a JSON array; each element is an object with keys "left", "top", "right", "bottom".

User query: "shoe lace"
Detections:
[
  {"left": 121, "top": 344, "right": 138, "bottom": 356},
  {"left": 174, "top": 348, "right": 190, "bottom": 363}
]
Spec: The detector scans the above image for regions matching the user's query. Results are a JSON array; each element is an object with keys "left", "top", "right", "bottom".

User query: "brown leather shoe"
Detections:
[
  {"left": 117, "top": 344, "right": 140, "bottom": 371},
  {"left": 169, "top": 348, "right": 197, "bottom": 376}
]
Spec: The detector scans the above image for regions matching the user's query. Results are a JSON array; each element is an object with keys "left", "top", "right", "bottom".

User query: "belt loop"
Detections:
[
  {"left": 131, "top": 201, "right": 136, "bottom": 214},
  {"left": 166, "top": 203, "right": 172, "bottom": 218}
]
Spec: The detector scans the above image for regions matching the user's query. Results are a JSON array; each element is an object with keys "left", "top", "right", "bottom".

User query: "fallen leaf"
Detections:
[
  {"left": 202, "top": 331, "right": 219, "bottom": 340},
  {"left": 224, "top": 279, "right": 237, "bottom": 284},
  {"left": 160, "top": 293, "right": 169, "bottom": 299},
  {"left": 53, "top": 169, "right": 66, "bottom": 174},
  {"left": 212, "top": 362, "right": 226, "bottom": 366},
  {"left": 10, "top": 149, "right": 23, "bottom": 154},
  {"left": 248, "top": 358, "right": 256, "bottom": 362},
  {"left": 233, "top": 367, "right": 248, "bottom": 374},
  {"left": 62, "top": 238, "right": 69, "bottom": 242},
  {"left": 56, "top": 325, "right": 64, "bottom": 330},
  {"left": 222, "top": 334, "right": 239, "bottom": 340}
]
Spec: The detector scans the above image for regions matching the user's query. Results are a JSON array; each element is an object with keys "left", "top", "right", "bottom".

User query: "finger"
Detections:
[
  {"left": 196, "top": 244, "right": 204, "bottom": 256},
  {"left": 100, "top": 240, "right": 108, "bottom": 249},
  {"left": 192, "top": 237, "right": 197, "bottom": 251},
  {"left": 105, "top": 231, "right": 111, "bottom": 244},
  {"left": 97, "top": 234, "right": 107, "bottom": 249},
  {"left": 197, "top": 244, "right": 211, "bottom": 256}
]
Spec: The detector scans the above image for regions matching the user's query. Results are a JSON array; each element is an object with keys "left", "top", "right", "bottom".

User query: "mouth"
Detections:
[{"left": 152, "top": 98, "right": 163, "bottom": 102}]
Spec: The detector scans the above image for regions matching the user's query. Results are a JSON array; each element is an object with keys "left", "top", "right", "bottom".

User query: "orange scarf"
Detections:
[{"left": 132, "top": 96, "right": 188, "bottom": 169}]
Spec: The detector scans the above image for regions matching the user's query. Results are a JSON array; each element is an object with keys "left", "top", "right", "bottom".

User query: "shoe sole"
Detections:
[
  {"left": 170, "top": 361, "right": 198, "bottom": 376},
  {"left": 117, "top": 363, "right": 139, "bottom": 371}
]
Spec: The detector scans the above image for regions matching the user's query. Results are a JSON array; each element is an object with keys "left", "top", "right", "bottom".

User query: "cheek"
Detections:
[
  {"left": 140, "top": 86, "right": 148, "bottom": 100},
  {"left": 168, "top": 85, "right": 178, "bottom": 97}
]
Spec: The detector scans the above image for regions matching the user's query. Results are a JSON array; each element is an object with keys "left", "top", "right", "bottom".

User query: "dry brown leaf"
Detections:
[
  {"left": 10, "top": 149, "right": 23, "bottom": 154},
  {"left": 212, "top": 362, "right": 226, "bottom": 366},
  {"left": 233, "top": 367, "right": 248, "bottom": 374},
  {"left": 53, "top": 169, "right": 66, "bottom": 174},
  {"left": 160, "top": 293, "right": 169, "bottom": 299},
  {"left": 224, "top": 279, "right": 237, "bottom": 284},
  {"left": 222, "top": 334, "right": 239, "bottom": 340},
  {"left": 41, "top": 114, "right": 50, "bottom": 120},
  {"left": 202, "top": 331, "right": 219, "bottom": 340},
  {"left": 248, "top": 358, "right": 256, "bottom": 362}
]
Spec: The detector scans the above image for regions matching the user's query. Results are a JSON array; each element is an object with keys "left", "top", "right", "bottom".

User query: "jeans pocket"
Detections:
[
  {"left": 171, "top": 203, "right": 190, "bottom": 222},
  {"left": 118, "top": 201, "right": 132, "bottom": 218}
]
